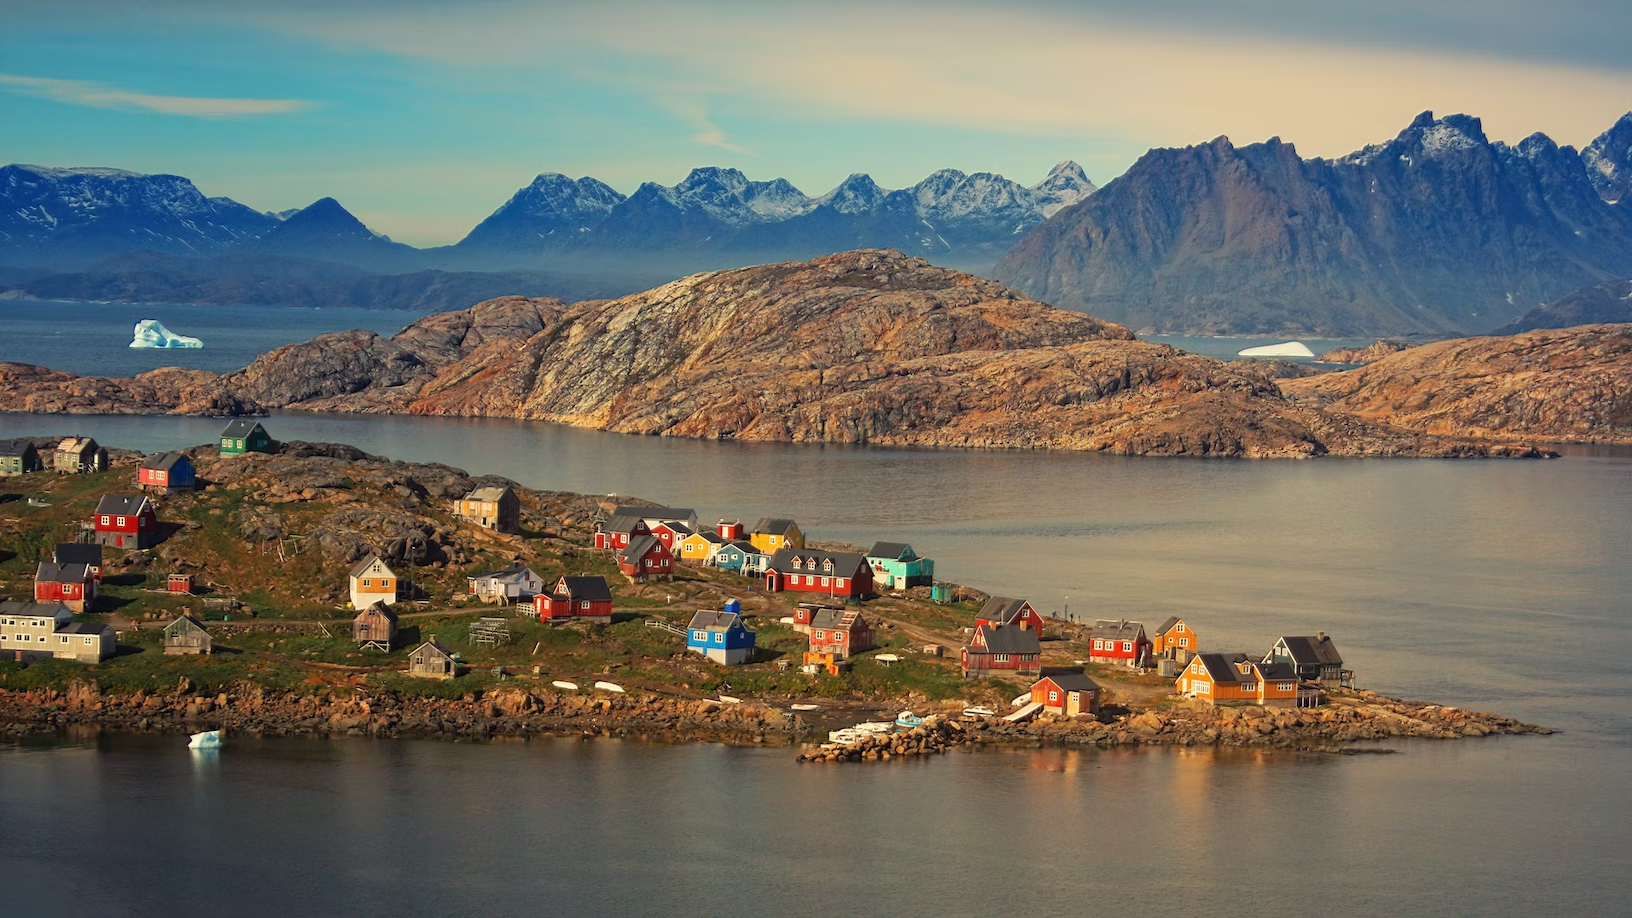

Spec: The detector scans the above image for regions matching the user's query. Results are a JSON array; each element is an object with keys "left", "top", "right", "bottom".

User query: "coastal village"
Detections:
[{"left": 0, "top": 426, "right": 1538, "bottom": 755}]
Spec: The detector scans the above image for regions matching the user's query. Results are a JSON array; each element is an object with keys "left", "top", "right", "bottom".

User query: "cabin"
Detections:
[
  {"left": 1031, "top": 673, "right": 1102, "bottom": 717},
  {"left": 961, "top": 623, "right": 1042, "bottom": 679},
  {"left": 455, "top": 484, "right": 520, "bottom": 533},
  {"left": 167, "top": 573, "right": 194, "bottom": 594},
  {"left": 219, "top": 420, "right": 273, "bottom": 457},
  {"left": 54, "top": 622, "right": 117, "bottom": 663},
  {"left": 617, "top": 535, "right": 674, "bottom": 583},
  {"left": 348, "top": 553, "right": 400, "bottom": 610},
  {"left": 0, "top": 600, "right": 114, "bottom": 663},
  {"left": 1089, "top": 619, "right": 1151, "bottom": 668},
  {"left": 677, "top": 529, "right": 726, "bottom": 564},
  {"left": 649, "top": 520, "right": 692, "bottom": 551},
  {"left": 92, "top": 494, "right": 159, "bottom": 550},
  {"left": 163, "top": 615, "right": 212, "bottom": 655},
  {"left": 352, "top": 601, "right": 398, "bottom": 650},
  {"left": 467, "top": 562, "right": 543, "bottom": 603},
  {"left": 55, "top": 437, "right": 108, "bottom": 474},
  {"left": 1178, "top": 653, "right": 1304, "bottom": 707},
  {"left": 866, "top": 542, "right": 935, "bottom": 590},
  {"left": 1264, "top": 634, "right": 1351, "bottom": 688},
  {"left": 407, "top": 639, "right": 458, "bottom": 680},
  {"left": 804, "top": 608, "right": 875, "bottom": 670},
  {"left": 53, "top": 544, "right": 102, "bottom": 582},
  {"left": 710, "top": 540, "right": 769, "bottom": 575},
  {"left": 976, "top": 597, "right": 1046, "bottom": 634},
  {"left": 765, "top": 549, "right": 873, "bottom": 599},
  {"left": 534, "top": 575, "right": 614, "bottom": 624},
  {"left": 594, "top": 513, "right": 651, "bottom": 551},
  {"left": 34, "top": 561, "right": 95, "bottom": 612},
  {"left": 749, "top": 518, "right": 804, "bottom": 554},
  {"left": 1153, "top": 616, "right": 1199, "bottom": 662},
  {"left": 0, "top": 439, "right": 42, "bottom": 476},
  {"left": 137, "top": 452, "right": 196, "bottom": 493},
  {"left": 715, "top": 519, "right": 745, "bottom": 541},
  {"left": 687, "top": 605, "right": 755, "bottom": 665},
  {"left": 791, "top": 602, "right": 844, "bottom": 634}
]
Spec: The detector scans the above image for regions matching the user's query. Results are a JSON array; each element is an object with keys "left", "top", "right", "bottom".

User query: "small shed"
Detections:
[
  {"left": 407, "top": 639, "right": 458, "bottom": 680},
  {"left": 163, "top": 615, "right": 212, "bottom": 656},
  {"left": 138, "top": 452, "right": 197, "bottom": 493},
  {"left": 0, "top": 439, "right": 42, "bottom": 476},
  {"left": 353, "top": 600, "right": 398, "bottom": 651},
  {"left": 219, "top": 420, "right": 273, "bottom": 457},
  {"left": 167, "top": 573, "right": 195, "bottom": 594}
]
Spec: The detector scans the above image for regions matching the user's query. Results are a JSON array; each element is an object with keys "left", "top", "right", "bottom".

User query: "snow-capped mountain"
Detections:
[
  {"left": 1027, "top": 161, "right": 1098, "bottom": 217},
  {"left": 457, "top": 173, "right": 628, "bottom": 252},
  {"left": 1583, "top": 112, "right": 1632, "bottom": 204}
]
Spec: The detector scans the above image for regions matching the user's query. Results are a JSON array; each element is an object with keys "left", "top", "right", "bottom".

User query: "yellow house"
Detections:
[
  {"left": 750, "top": 518, "right": 804, "bottom": 554},
  {"left": 678, "top": 530, "right": 726, "bottom": 564},
  {"left": 1153, "top": 616, "right": 1199, "bottom": 661},
  {"left": 349, "top": 553, "right": 399, "bottom": 610}
]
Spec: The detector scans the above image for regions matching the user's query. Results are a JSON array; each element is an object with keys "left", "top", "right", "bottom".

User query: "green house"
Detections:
[
  {"left": 219, "top": 420, "right": 273, "bottom": 457},
  {"left": 0, "top": 439, "right": 42, "bottom": 476},
  {"left": 866, "top": 541, "right": 935, "bottom": 590}
]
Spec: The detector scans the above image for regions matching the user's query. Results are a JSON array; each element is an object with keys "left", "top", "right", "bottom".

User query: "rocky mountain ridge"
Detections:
[{"left": 1489, "top": 278, "right": 1632, "bottom": 335}]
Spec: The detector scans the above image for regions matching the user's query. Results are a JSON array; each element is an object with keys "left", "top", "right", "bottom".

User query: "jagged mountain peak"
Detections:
[
  {"left": 818, "top": 173, "right": 889, "bottom": 214},
  {"left": 1029, "top": 161, "right": 1096, "bottom": 217},
  {"left": 1583, "top": 111, "right": 1632, "bottom": 203}
]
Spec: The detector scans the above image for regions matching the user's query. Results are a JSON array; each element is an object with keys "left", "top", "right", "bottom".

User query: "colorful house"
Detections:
[
  {"left": 866, "top": 542, "right": 935, "bottom": 590},
  {"left": 687, "top": 604, "right": 755, "bottom": 665},
  {"left": 594, "top": 513, "right": 651, "bottom": 551},
  {"left": 163, "top": 615, "right": 213, "bottom": 656},
  {"left": 1089, "top": 619, "right": 1151, "bottom": 668},
  {"left": 710, "top": 540, "right": 770, "bottom": 575},
  {"left": 219, "top": 420, "right": 273, "bottom": 457},
  {"left": 456, "top": 485, "right": 520, "bottom": 533},
  {"left": 803, "top": 608, "right": 875, "bottom": 674},
  {"left": 352, "top": 601, "right": 398, "bottom": 650},
  {"left": 792, "top": 602, "right": 843, "bottom": 633},
  {"left": 604, "top": 504, "right": 699, "bottom": 536},
  {"left": 976, "top": 597, "right": 1046, "bottom": 634},
  {"left": 407, "top": 639, "right": 458, "bottom": 680},
  {"left": 765, "top": 549, "right": 873, "bottom": 599},
  {"left": 467, "top": 562, "right": 543, "bottom": 603},
  {"left": 677, "top": 529, "right": 726, "bottom": 564},
  {"left": 137, "top": 452, "right": 196, "bottom": 493},
  {"left": 617, "top": 535, "right": 674, "bottom": 583},
  {"left": 0, "top": 439, "right": 42, "bottom": 476},
  {"left": 1178, "top": 653, "right": 1304, "bottom": 707},
  {"left": 1153, "top": 616, "right": 1199, "bottom": 662},
  {"left": 348, "top": 553, "right": 400, "bottom": 610},
  {"left": 749, "top": 518, "right": 804, "bottom": 554},
  {"left": 55, "top": 437, "right": 107, "bottom": 474},
  {"left": 53, "top": 544, "right": 102, "bottom": 582},
  {"left": 1264, "top": 634, "right": 1351, "bottom": 687},
  {"left": 534, "top": 575, "right": 615, "bottom": 624},
  {"left": 650, "top": 520, "right": 693, "bottom": 551},
  {"left": 92, "top": 494, "right": 158, "bottom": 550},
  {"left": 960, "top": 623, "right": 1042, "bottom": 679},
  {"left": 34, "top": 561, "right": 95, "bottom": 612},
  {"left": 0, "top": 600, "right": 113, "bottom": 663},
  {"left": 1030, "top": 673, "right": 1102, "bottom": 717}
]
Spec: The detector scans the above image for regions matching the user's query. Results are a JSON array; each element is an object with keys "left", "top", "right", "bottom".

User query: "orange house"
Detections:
[
  {"left": 1177, "top": 652, "right": 1301, "bottom": 707},
  {"left": 1153, "top": 616, "right": 1199, "bottom": 661}
]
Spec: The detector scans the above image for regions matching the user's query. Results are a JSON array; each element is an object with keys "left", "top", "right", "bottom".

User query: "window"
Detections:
[
  {"left": 1176, "top": 623, "right": 1186, "bottom": 632},
  {"left": 580, "top": 601, "right": 590, "bottom": 610},
  {"left": 814, "top": 630, "right": 825, "bottom": 640},
  {"left": 1241, "top": 683, "right": 1256, "bottom": 691},
  {"left": 713, "top": 633, "right": 723, "bottom": 644},
  {"left": 100, "top": 515, "right": 110, "bottom": 526},
  {"left": 60, "top": 635, "right": 69, "bottom": 643},
  {"left": 837, "top": 579, "right": 847, "bottom": 588},
  {"left": 994, "top": 654, "right": 1009, "bottom": 663},
  {"left": 1195, "top": 682, "right": 1210, "bottom": 694},
  {"left": 1092, "top": 639, "right": 1102, "bottom": 650},
  {"left": 820, "top": 577, "right": 830, "bottom": 587},
  {"left": 1048, "top": 691, "right": 1059, "bottom": 702},
  {"left": 19, "top": 634, "right": 29, "bottom": 642},
  {"left": 362, "top": 578, "right": 371, "bottom": 587},
  {"left": 1122, "top": 641, "right": 1132, "bottom": 652},
  {"left": 116, "top": 516, "right": 126, "bottom": 527},
  {"left": 1179, "top": 638, "right": 1188, "bottom": 647},
  {"left": 83, "top": 637, "right": 94, "bottom": 645},
  {"left": 693, "top": 631, "right": 707, "bottom": 641}
]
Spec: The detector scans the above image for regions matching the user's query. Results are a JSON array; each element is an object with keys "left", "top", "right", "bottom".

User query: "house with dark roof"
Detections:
[
  {"left": 1090, "top": 619, "right": 1151, "bottom": 668},
  {"left": 686, "top": 607, "right": 755, "bottom": 664},
  {"left": 1178, "top": 652, "right": 1306, "bottom": 707},
  {"left": 749, "top": 518, "right": 804, "bottom": 554},
  {"left": 352, "top": 601, "right": 398, "bottom": 650},
  {"left": 710, "top": 540, "right": 769, "bottom": 575},
  {"left": 92, "top": 494, "right": 158, "bottom": 549},
  {"left": 0, "top": 439, "right": 42, "bottom": 476},
  {"left": 53, "top": 544, "right": 102, "bottom": 582},
  {"left": 598, "top": 505, "right": 698, "bottom": 548},
  {"left": 534, "top": 575, "right": 615, "bottom": 624},
  {"left": 55, "top": 437, "right": 107, "bottom": 474},
  {"left": 467, "top": 562, "right": 543, "bottom": 603},
  {"left": 164, "top": 615, "right": 212, "bottom": 655},
  {"left": 866, "top": 541, "right": 935, "bottom": 590},
  {"left": 455, "top": 484, "right": 520, "bottom": 533},
  {"left": 219, "top": 420, "right": 273, "bottom": 456},
  {"left": 765, "top": 548, "right": 873, "bottom": 599},
  {"left": 677, "top": 528, "right": 726, "bottom": 564},
  {"left": 34, "top": 561, "right": 95, "bottom": 612},
  {"left": 805, "top": 608, "right": 875, "bottom": 662},
  {"left": 407, "top": 639, "right": 458, "bottom": 679},
  {"left": 1030, "top": 672, "right": 1102, "bottom": 716},
  {"left": 348, "top": 553, "right": 400, "bottom": 610},
  {"left": 617, "top": 534, "right": 674, "bottom": 583},
  {"left": 1264, "top": 634, "right": 1351, "bottom": 687},
  {"left": 594, "top": 513, "right": 651, "bottom": 551},
  {"left": 1153, "top": 616, "right": 1199, "bottom": 662},
  {"left": 976, "top": 597, "right": 1045, "bottom": 634},
  {"left": 137, "top": 452, "right": 196, "bottom": 493},
  {"left": 0, "top": 601, "right": 112, "bottom": 663},
  {"left": 960, "top": 623, "right": 1041, "bottom": 679}
]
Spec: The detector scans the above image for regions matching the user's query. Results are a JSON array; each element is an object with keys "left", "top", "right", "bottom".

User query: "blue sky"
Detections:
[{"left": 3, "top": 0, "right": 1630, "bottom": 246}]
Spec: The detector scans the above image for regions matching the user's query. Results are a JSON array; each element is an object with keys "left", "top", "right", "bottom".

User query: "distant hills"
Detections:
[{"left": 1491, "top": 278, "right": 1632, "bottom": 335}]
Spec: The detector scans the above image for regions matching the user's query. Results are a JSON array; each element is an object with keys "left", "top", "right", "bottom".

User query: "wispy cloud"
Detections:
[
  {"left": 668, "top": 101, "right": 752, "bottom": 155},
  {"left": 0, "top": 73, "right": 311, "bottom": 118}
]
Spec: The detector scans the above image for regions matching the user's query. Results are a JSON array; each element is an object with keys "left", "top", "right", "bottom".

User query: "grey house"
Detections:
[
  {"left": 163, "top": 615, "right": 212, "bottom": 655},
  {"left": 407, "top": 639, "right": 458, "bottom": 679},
  {"left": 1264, "top": 633, "right": 1352, "bottom": 687}
]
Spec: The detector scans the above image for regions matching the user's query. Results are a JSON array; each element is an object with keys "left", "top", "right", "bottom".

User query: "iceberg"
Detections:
[
  {"left": 130, "top": 319, "right": 202, "bottom": 349},
  {"left": 1237, "top": 341, "right": 1314, "bottom": 358}
]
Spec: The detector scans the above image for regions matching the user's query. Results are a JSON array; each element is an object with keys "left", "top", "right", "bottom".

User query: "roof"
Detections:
[
  {"left": 979, "top": 597, "right": 1033, "bottom": 624},
  {"left": 687, "top": 610, "right": 742, "bottom": 632},
  {"left": 768, "top": 548, "right": 868, "bottom": 577},
  {"left": 59, "top": 622, "right": 113, "bottom": 635},
  {"left": 220, "top": 419, "right": 266, "bottom": 437},
  {"left": 618, "top": 534, "right": 664, "bottom": 564},
  {"left": 0, "top": 438, "right": 36, "bottom": 457},
  {"left": 1039, "top": 672, "right": 1101, "bottom": 694},
  {"left": 685, "top": 530, "right": 725, "bottom": 545},
  {"left": 357, "top": 600, "right": 398, "bottom": 623},
  {"left": 349, "top": 552, "right": 394, "bottom": 579},
  {"left": 53, "top": 544, "right": 102, "bottom": 566},
  {"left": 971, "top": 624, "right": 1040, "bottom": 655},
  {"left": 464, "top": 485, "right": 514, "bottom": 502},
  {"left": 808, "top": 609, "right": 867, "bottom": 632},
  {"left": 1092, "top": 619, "right": 1147, "bottom": 643},
  {"left": 866, "top": 542, "right": 917, "bottom": 561},
  {"left": 93, "top": 494, "right": 151, "bottom": 517},
  {"left": 35, "top": 561, "right": 91, "bottom": 582},
  {"left": 469, "top": 562, "right": 539, "bottom": 585},
  {"left": 57, "top": 437, "right": 98, "bottom": 453},
  {"left": 1273, "top": 635, "right": 1344, "bottom": 667},
  {"left": 717, "top": 539, "right": 758, "bottom": 555},
  {"left": 413, "top": 638, "right": 453, "bottom": 659},
  {"left": 1154, "top": 616, "right": 1181, "bottom": 638},
  {"left": 753, "top": 518, "right": 799, "bottom": 535},
  {"left": 0, "top": 600, "right": 71, "bottom": 618},
  {"left": 138, "top": 452, "right": 190, "bottom": 471},
  {"left": 166, "top": 614, "right": 208, "bottom": 633},
  {"left": 655, "top": 521, "right": 693, "bottom": 537},
  {"left": 1191, "top": 652, "right": 1259, "bottom": 685},
  {"left": 604, "top": 513, "right": 647, "bottom": 534},
  {"left": 1257, "top": 660, "right": 1298, "bottom": 682},
  {"left": 557, "top": 576, "right": 613, "bottom": 602}
]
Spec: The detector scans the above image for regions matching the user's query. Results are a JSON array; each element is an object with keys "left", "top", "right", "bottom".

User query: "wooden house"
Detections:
[
  {"left": 866, "top": 542, "right": 935, "bottom": 590},
  {"left": 167, "top": 573, "right": 194, "bottom": 594},
  {"left": 677, "top": 529, "right": 726, "bottom": 564},
  {"left": 137, "top": 452, "right": 196, "bottom": 493},
  {"left": 54, "top": 622, "right": 116, "bottom": 663},
  {"left": 0, "top": 439, "right": 42, "bottom": 476},
  {"left": 1031, "top": 672, "right": 1102, "bottom": 717},
  {"left": 34, "top": 561, "right": 95, "bottom": 612},
  {"left": 960, "top": 623, "right": 1041, "bottom": 679},
  {"left": 455, "top": 485, "right": 520, "bottom": 533},
  {"left": 1153, "top": 616, "right": 1199, "bottom": 662},
  {"left": 467, "top": 562, "right": 543, "bottom": 603},
  {"left": 1089, "top": 619, "right": 1151, "bottom": 668},
  {"left": 792, "top": 602, "right": 844, "bottom": 634},
  {"left": 594, "top": 513, "right": 651, "bottom": 551},
  {"left": 55, "top": 437, "right": 107, "bottom": 474},
  {"left": 534, "top": 575, "right": 614, "bottom": 624},
  {"left": 163, "top": 615, "right": 212, "bottom": 655},
  {"left": 976, "top": 597, "right": 1046, "bottom": 634},
  {"left": 92, "top": 494, "right": 158, "bottom": 549},
  {"left": 353, "top": 600, "right": 398, "bottom": 650},
  {"left": 53, "top": 544, "right": 102, "bottom": 582},
  {"left": 649, "top": 520, "right": 692, "bottom": 551},
  {"left": 715, "top": 519, "right": 745, "bottom": 540},
  {"left": 749, "top": 518, "right": 804, "bottom": 554},
  {"left": 0, "top": 601, "right": 113, "bottom": 663},
  {"left": 617, "top": 535, "right": 674, "bottom": 583},
  {"left": 1264, "top": 634, "right": 1351, "bottom": 688},
  {"left": 348, "top": 553, "right": 400, "bottom": 610},
  {"left": 686, "top": 605, "right": 755, "bottom": 665},
  {"left": 1178, "top": 653, "right": 1304, "bottom": 707},
  {"left": 219, "top": 420, "right": 273, "bottom": 457},
  {"left": 710, "top": 540, "right": 769, "bottom": 575},
  {"left": 803, "top": 608, "right": 875, "bottom": 673},
  {"left": 407, "top": 639, "right": 458, "bottom": 680},
  {"left": 764, "top": 549, "right": 873, "bottom": 599}
]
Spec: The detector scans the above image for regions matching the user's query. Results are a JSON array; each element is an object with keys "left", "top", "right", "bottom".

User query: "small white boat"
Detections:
[
  {"left": 1011, "top": 693, "right": 1031, "bottom": 708},
  {"left": 962, "top": 706, "right": 997, "bottom": 718},
  {"left": 188, "top": 730, "right": 222, "bottom": 750},
  {"left": 718, "top": 694, "right": 743, "bottom": 704},
  {"left": 828, "top": 728, "right": 863, "bottom": 744},
  {"left": 790, "top": 703, "right": 820, "bottom": 712},
  {"left": 552, "top": 680, "right": 579, "bottom": 691},
  {"left": 593, "top": 681, "right": 625, "bottom": 693},
  {"left": 855, "top": 721, "right": 894, "bottom": 735},
  {"left": 875, "top": 653, "right": 900, "bottom": 664}
]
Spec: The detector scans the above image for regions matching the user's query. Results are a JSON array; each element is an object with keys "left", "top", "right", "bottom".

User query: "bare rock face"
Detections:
[
  {"left": 1315, "top": 340, "right": 1416, "bottom": 364},
  {"left": 0, "top": 362, "right": 257, "bottom": 415},
  {"left": 1282, "top": 324, "right": 1632, "bottom": 443}
]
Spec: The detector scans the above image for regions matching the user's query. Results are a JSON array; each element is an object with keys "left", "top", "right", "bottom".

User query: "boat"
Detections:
[
  {"left": 593, "top": 681, "right": 625, "bottom": 693},
  {"left": 828, "top": 728, "right": 863, "bottom": 744},
  {"left": 1010, "top": 692, "right": 1031, "bottom": 708},
  {"left": 895, "top": 711, "right": 924, "bottom": 728},
  {"left": 790, "top": 703, "right": 820, "bottom": 712},
  {"left": 962, "top": 706, "right": 997, "bottom": 718},
  {"left": 551, "top": 680, "right": 579, "bottom": 691},
  {"left": 187, "top": 730, "right": 222, "bottom": 750},
  {"left": 854, "top": 721, "right": 893, "bottom": 735},
  {"left": 718, "top": 694, "right": 743, "bottom": 704}
]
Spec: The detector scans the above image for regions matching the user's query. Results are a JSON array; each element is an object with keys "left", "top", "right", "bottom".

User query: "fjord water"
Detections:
[{"left": 1, "top": 412, "right": 1628, "bottom": 916}]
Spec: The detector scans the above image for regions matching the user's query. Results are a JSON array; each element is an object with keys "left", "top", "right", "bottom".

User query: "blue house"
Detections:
[
  {"left": 686, "top": 603, "right": 756, "bottom": 665},
  {"left": 710, "top": 540, "right": 770, "bottom": 576},
  {"left": 866, "top": 541, "right": 935, "bottom": 590}
]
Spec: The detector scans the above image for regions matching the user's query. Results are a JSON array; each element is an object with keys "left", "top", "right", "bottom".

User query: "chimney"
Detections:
[{"left": 1316, "top": 631, "right": 1328, "bottom": 642}]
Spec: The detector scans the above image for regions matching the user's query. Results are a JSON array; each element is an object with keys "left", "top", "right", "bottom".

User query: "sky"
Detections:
[{"left": 3, "top": 0, "right": 1630, "bottom": 246}]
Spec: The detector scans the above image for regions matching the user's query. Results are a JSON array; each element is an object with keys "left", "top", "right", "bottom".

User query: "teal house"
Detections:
[
  {"left": 711, "top": 540, "right": 771, "bottom": 576},
  {"left": 219, "top": 420, "right": 274, "bottom": 457},
  {"left": 866, "top": 542, "right": 935, "bottom": 590}
]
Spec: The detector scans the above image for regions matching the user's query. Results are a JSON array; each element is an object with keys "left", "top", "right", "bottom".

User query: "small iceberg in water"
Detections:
[
  {"left": 1238, "top": 341, "right": 1314, "bottom": 358},
  {"left": 188, "top": 729, "right": 222, "bottom": 750},
  {"left": 130, "top": 319, "right": 203, "bottom": 349}
]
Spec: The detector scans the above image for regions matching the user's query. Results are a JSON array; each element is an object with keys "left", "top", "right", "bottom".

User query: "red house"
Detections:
[
  {"left": 137, "top": 452, "right": 196, "bottom": 493},
  {"left": 53, "top": 544, "right": 102, "bottom": 582},
  {"left": 1090, "top": 619, "right": 1151, "bottom": 668},
  {"left": 649, "top": 520, "right": 692, "bottom": 551},
  {"left": 806, "top": 608, "right": 875, "bottom": 659},
  {"left": 765, "top": 549, "right": 873, "bottom": 599},
  {"left": 92, "top": 494, "right": 159, "bottom": 549},
  {"left": 35, "top": 561, "right": 95, "bottom": 613},
  {"left": 617, "top": 535, "right": 673, "bottom": 583},
  {"left": 535, "top": 575, "right": 615, "bottom": 624},
  {"left": 976, "top": 597, "right": 1046, "bottom": 634},
  {"left": 595, "top": 513, "right": 650, "bottom": 551},
  {"left": 960, "top": 623, "right": 1042, "bottom": 679},
  {"left": 792, "top": 601, "right": 844, "bottom": 633}
]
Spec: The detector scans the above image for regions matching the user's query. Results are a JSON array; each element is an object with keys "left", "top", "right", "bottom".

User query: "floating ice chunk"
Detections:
[
  {"left": 130, "top": 319, "right": 202, "bottom": 349},
  {"left": 1238, "top": 341, "right": 1314, "bottom": 358}
]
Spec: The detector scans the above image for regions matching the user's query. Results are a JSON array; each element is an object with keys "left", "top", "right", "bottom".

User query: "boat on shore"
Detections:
[
  {"left": 551, "top": 680, "right": 578, "bottom": 691},
  {"left": 719, "top": 694, "right": 743, "bottom": 704},
  {"left": 790, "top": 703, "right": 820, "bottom": 712},
  {"left": 188, "top": 730, "right": 222, "bottom": 750},
  {"left": 962, "top": 706, "right": 997, "bottom": 719},
  {"left": 593, "top": 681, "right": 625, "bottom": 693},
  {"left": 855, "top": 721, "right": 893, "bottom": 735},
  {"left": 895, "top": 711, "right": 924, "bottom": 728},
  {"left": 828, "top": 728, "right": 863, "bottom": 744}
]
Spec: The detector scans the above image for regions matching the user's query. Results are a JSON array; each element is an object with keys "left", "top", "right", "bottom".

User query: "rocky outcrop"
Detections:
[
  {"left": 1281, "top": 324, "right": 1632, "bottom": 443},
  {"left": 1315, "top": 340, "right": 1417, "bottom": 364},
  {"left": 0, "top": 362, "right": 259, "bottom": 415}
]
